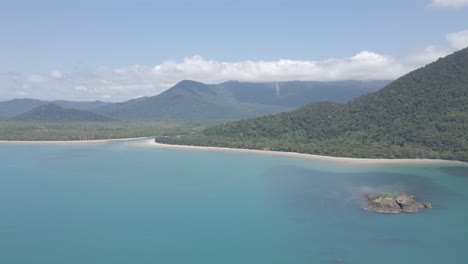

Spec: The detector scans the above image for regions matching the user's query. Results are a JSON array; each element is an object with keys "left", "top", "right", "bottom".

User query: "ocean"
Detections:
[{"left": 0, "top": 140, "right": 467, "bottom": 264}]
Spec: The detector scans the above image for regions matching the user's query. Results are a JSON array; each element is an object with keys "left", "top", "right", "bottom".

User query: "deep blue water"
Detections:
[{"left": 0, "top": 141, "right": 467, "bottom": 264}]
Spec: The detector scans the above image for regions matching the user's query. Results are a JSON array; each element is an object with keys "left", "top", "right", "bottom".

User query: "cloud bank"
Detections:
[
  {"left": 0, "top": 53, "right": 411, "bottom": 102},
  {"left": 1, "top": 29, "right": 467, "bottom": 102},
  {"left": 446, "top": 29, "right": 468, "bottom": 49},
  {"left": 431, "top": 0, "right": 468, "bottom": 8}
]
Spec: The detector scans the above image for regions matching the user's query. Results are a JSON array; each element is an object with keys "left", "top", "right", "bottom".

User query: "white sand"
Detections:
[
  {"left": 0, "top": 137, "right": 148, "bottom": 145},
  {"left": 130, "top": 139, "right": 466, "bottom": 165},
  {"left": 1, "top": 137, "right": 463, "bottom": 165}
]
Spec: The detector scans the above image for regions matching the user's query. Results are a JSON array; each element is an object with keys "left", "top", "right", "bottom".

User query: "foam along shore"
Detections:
[
  {"left": 0, "top": 137, "right": 148, "bottom": 145},
  {"left": 130, "top": 139, "right": 466, "bottom": 165}
]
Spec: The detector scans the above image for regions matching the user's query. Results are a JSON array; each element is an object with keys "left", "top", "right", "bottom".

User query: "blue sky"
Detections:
[{"left": 1, "top": 0, "right": 468, "bottom": 101}]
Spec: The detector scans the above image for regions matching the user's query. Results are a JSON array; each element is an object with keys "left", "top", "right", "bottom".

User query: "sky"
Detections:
[{"left": 1, "top": 0, "right": 468, "bottom": 102}]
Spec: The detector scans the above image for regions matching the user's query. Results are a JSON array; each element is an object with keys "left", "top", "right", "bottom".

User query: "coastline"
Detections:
[
  {"left": 130, "top": 139, "right": 466, "bottom": 165},
  {"left": 0, "top": 137, "right": 148, "bottom": 145},
  {"left": 1, "top": 137, "right": 464, "bottom": 165}
]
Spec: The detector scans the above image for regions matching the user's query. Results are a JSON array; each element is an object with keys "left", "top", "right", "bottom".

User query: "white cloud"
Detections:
[
  {"left": 16, "top": 91, "right": 27, "bottom": 96},
  {"left": 405, "top": 28, "right": 468, "bottom": 66},
  {"left": 50, "top": 71, "right": 63, "bottom": 79},
  {"left": 406, "top": 45, "right": 451, "bottom": 65},
  {"left": 74, "top": 85, "right": 89, "bottom": 92},
  {"left": 28, "top": 74, "right": 48, "bottom": 83},
  {"left": 2, "top": 28, "right": 467, "bottom": 102},
  {"left": 430, "top": 0, "right": 468, "bottom": 8},
  {"left": 446, "top": 29, "right": 468, "bottom": 49},
  {"left": 2, "top": 52, "right": 413, "bottom": 101},
  {"left": 152, "top": 52, "right": 409, "bottom": 84}
]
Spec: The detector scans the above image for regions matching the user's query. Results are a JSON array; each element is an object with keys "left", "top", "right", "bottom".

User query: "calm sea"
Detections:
[{"left": 0, "top": 141, "right": 467, "bottom": 264}]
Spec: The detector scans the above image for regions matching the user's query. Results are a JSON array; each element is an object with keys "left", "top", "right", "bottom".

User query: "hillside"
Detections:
[
  {"left": 94, "top": 80, "right": 290, "bottom": 122},
  {"left": 0, "top": 99, "right": 45, "bottom": 117},
  {"left": 157, "top": 48, "right": 468, "bottom": 161},
  {"left": 93, "top": 80, "right": 387, "bottom": 122},
  {"left": 217, "top": 80, "right": 389, "bottom": 107},
  {"left": 0, "top": 99, "right": 111, "bottom": 117},
  {"left": 51, "top": 100, "right": 112, "bottom": 111},
  {"left": 11, "top": 103, "right": 113, "bottom": 122}
]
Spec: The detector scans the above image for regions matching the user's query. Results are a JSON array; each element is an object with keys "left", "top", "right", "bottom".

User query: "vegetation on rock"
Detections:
[{"left": 365, "top": 193, "right": 432, "bottom": 214}]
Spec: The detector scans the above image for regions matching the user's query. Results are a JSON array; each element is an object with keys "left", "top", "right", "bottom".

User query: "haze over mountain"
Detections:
[
  {"left": 0, "top": 99, "right": 111, "bottom": 118},
  {"left": 93, "top": 80, "right": 388, "bottom": 122},
  {"left": 0, "top": 99, "right": 44, "bottom": 118},
  {"left": 11, "top": 103, "right": 113, "bottom": 123},
  {"left": 0, "top": 80, "right": 387, "bottom": 123},
  {"left": 158, "top": 47, "right": 468, "bottom": 161},
  {"left": 214, "top": 80, "right": 390, "bottom": 107}
]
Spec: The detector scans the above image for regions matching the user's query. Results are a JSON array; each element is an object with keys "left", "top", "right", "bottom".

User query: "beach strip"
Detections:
[
  {"left": 0, "top": 137, "right": 148, "bottom": 145},
  {"left": 130, "top": 139, "right": 466, "bottom": 165}
]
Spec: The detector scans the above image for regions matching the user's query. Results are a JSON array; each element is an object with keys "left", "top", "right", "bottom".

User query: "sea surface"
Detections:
[{"left": 0, "top": 141, "right": 467, "bottom": 264}]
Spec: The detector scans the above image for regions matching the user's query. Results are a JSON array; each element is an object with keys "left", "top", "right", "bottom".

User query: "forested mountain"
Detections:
[
  {"left": 0, "top": 99, "right": 111, "bottom": 117},
  {"left": 51, "top": 100, "right": 112, "bottom": 111},
  {"left": 0, "top": 80, "right": 386, "bottom": 123},
  {"left": 93, "top": 80, "right": 387, "bottom": 122},
  {"left": 93, "top": 80, "right": 289, "bottom": 122},
  {"left": 0, "top": 99, "right": 45, "bottom": 117},
  {"left": 11, "top": 103, "right": 113, "bottom": 122},
  {"left": 216, "top": 80, "right": 389, "bottom": 107},
  {"left": 157, "top": 48, "right": 468, "bottom": 161}
]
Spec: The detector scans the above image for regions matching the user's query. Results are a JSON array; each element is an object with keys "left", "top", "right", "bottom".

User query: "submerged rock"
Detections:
[{"left": 365, "top": 193, "right": 432, "bottom": 214}]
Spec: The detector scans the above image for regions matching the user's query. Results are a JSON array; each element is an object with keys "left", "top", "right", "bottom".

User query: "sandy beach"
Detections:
[
  {"left": 130, "top": 139, "right": 466, "bottom": 165},
  {"left": 0, "top": 137, "right": 148, "bottom": 145},
  {"left": 0, "top": 137, "right": 464, "bottom": 165}
]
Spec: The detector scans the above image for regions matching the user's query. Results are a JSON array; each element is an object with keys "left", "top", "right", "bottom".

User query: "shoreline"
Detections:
[
  {"left": 0, "top": 137, "right": 464, "bottom": 165},
  {"left": 0, "top": 137, "right": 148, "bottom": 145},
  {"left": 130, "top": 139, "right": 466, "bottom": 165}
]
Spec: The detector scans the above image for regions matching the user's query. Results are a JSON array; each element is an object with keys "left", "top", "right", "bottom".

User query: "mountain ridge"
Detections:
[
  {"left": 11, "top": 103, "right": 114, "bottom": 122},
  {"left": 93, "top": 80, "right": 389, "bottom": 122},
  {"left": 1, "top": 80, "right": 389, "bottom": 123},
  {"left": 0, "top": 99, "right": 112, "bottom": 117}
]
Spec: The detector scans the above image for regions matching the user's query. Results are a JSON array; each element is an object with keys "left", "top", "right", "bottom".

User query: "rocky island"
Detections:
[{"left": 365, "top": 193, "right": 432, "bottom": 214}]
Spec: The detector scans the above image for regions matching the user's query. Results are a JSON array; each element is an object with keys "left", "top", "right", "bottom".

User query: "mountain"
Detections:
[
  {"left": 0, "top": 80, "right": 387, "bottom": 123},
  {"left": 94, "top": 80, "right": 388, "bottom": 122},
  {"left": 216, "top": 80, "right": 390, "bottom": 107},
  {"left": 0, "top": 99, "right": 45, "bottom": 117},
  {"left": 157, "top": 48, "right": 468, "bottom": 161},
  {"left": 93, "top": 80, "right": 290, "bottom": 122},
  {"left": 0, "top": 99, "right": 112, "bottom": 117},
  {"left": 11, "top": 103, "right": 113, "bottom": 122},
  {"left": 51, "top": 100, "right": 112, "bottom": 111}
]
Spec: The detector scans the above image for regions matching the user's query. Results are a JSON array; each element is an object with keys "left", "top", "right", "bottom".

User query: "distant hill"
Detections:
[
  {"left": 51, "top": 100, "right": 112, "bottom": 111},
  {"left": 158, "top": 48, "right": 468, "bottom": 161},
  {"left": 0, "top": 99, "right": 111, "bottom": 117},
  {"left": 93, "top": 80, "right": 288, "bottom": 122},
  {"left": 93, "top": 80, "right": 388, "bottom": 122},
  {"left": 0, "top": 80, "right": 387, "bottom": 123},
  {"left": 216, "top": 80, "right": 390, "bottom": 107},
  {"left": 11, "top": 103, "right": 113, "bottom": 122},
  {"left": 0, "top": 99, "right": 45, "bottom": 117}
]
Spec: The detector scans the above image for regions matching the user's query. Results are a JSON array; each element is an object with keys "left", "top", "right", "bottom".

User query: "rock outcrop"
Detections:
[{"left": 365, "top": 193, "right": 432, "bottom": 214}]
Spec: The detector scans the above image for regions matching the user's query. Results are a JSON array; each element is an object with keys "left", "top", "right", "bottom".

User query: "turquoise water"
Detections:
[{"left": 0, "top": 141, "right": 467, "bottom": 264}]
